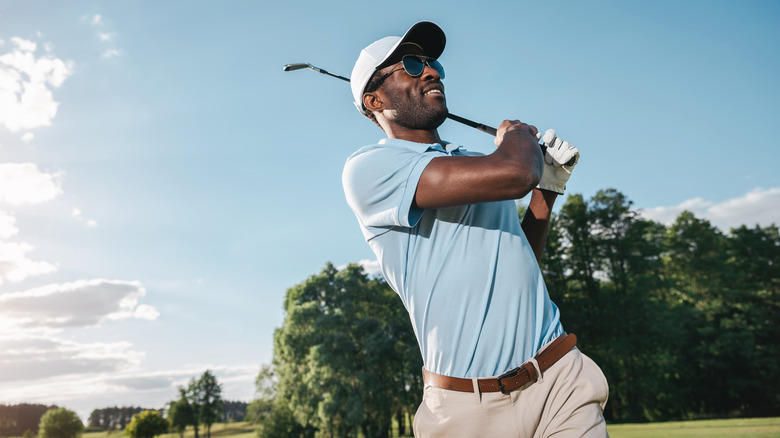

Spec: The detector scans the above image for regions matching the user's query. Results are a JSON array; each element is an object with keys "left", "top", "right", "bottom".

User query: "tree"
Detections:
[
  {"left": 725, "top": 224, "right": 780, "bottom": 415},
  {"left": 257, "top": 403, "right": 310, "bottom": 438},
  {"left": 0, "top": 403, "right": 57, "bottom": 436},
  {"left": 167, "top": 388, "right": 195, "bottom": 438},
  {"left": 246, "top": 365, "right": 276, "bottom": 425},
  {"left": 272, "top": 263, "right": 420, "bottom": 438},
  {"left": 87, "top": 407, "right": 147, "bottom": 431},
  {"left": 124, "top": 411, "right": 168, "bottom": 438},
  {"left": 219, "top": 400, "right": 248, "bottom": 423},
  {"left": 554, "top": 190, "right": 690, "bottom": 421},
  {"left": 39, "top": 408, "right": 84, "bottom": 438},
  {"left": 189, "top": 370, "right": 223, "bottom": 438}
]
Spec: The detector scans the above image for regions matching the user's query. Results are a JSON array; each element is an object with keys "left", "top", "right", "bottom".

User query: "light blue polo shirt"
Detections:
[{"left": 342, "top": 137, "right": 563, "bottom": 378}]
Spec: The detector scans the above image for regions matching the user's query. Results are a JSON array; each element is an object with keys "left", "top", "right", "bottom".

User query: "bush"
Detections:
[
  {"left": 125, "top": 410, "right": 168, "bottom": 438},
  {"left": 39, "top": 408, "right": 84, "bottom": 438}
]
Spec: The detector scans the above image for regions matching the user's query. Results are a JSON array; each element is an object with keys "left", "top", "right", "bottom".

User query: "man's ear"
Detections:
[{"left": 363, "top": 92, "right": 385, "bottom": 114}]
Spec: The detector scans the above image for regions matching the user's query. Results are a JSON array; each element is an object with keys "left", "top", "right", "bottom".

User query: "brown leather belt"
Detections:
[{"left": 422, "top": 333, "right": 577, "bottom": 394}]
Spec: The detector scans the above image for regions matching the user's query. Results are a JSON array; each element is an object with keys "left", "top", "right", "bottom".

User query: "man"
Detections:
[{"left": 342, "top": 21, "right": 609, "bottom": 437}]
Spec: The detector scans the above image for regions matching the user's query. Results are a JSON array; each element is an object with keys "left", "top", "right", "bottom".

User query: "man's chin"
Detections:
[
  {"left": 430, "top": 106, "right": 448, "bottom": 128},
  {"left": 393, "top": 102, "right": 448, "bottom": 131}
]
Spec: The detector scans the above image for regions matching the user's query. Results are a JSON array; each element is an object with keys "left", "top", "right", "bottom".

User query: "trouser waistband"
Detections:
[{"left": 422, "top": 333, "right": 577, "bottom": 394}]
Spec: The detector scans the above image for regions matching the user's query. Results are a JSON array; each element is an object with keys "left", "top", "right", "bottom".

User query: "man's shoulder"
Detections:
[
  {"left": 348, "top": 138, "right": 440, "bottom": 160},
  {"left": 343, "top": 139, "right": 443, "bottom": 177},
  {"left": 345, "top": 137, "right": 485, "bottom": 163}
]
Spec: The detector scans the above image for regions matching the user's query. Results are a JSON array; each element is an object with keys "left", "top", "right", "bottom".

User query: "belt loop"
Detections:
[
  {"left": 528, "top": 357, "right": 543, "bottom": 384},
  {"left": 471, "top": 377, "right": 482, "bottom": 404}
]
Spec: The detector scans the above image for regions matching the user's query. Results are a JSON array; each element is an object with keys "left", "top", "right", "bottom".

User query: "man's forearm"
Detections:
[{"left": 521, "top": 189, "right": 558, "bottom": 262}]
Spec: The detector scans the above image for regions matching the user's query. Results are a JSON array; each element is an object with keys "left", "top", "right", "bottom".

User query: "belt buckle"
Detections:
[{"left": 496, "top": 363, "right": 534, "bottom": 395}]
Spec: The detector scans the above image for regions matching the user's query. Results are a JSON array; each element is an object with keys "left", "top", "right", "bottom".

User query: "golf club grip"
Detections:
[{"left": 446, "top": 113, "right": 576, "bottom": 166}]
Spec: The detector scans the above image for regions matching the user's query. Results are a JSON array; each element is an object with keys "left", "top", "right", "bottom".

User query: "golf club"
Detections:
[
  {"left": 283, "top": 63, "right": 498, "bottom": 136},
  {"left": 283, "top": 62, "right": 577, "bottom": 165}
]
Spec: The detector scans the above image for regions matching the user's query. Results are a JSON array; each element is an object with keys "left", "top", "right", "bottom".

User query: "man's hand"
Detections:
[
  {"left": 494, "top": 119, "right": 539, "bottom": 149},
  {"left": 536, "top": 129, "right": 579, "bottom": 194}
]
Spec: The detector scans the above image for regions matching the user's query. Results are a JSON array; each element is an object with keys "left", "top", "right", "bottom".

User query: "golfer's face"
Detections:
[{"left": 376, "top": 46, "right": 448, "bottom": 130}]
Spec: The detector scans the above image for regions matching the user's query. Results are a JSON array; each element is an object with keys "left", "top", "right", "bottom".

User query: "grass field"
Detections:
[
  {"left": 70, "top": 417, "right": 780, "bottom": 438},
  {"left": 607, "top": 417, "right": 780, "bottom": 438},
  {"left": 83, "top": 422, "right": 257, "bottom": 438}
]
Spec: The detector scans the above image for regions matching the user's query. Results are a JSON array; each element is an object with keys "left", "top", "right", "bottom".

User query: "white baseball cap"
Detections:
[{"left": 351, "top": 21, "right": 446, "bottom": 115}]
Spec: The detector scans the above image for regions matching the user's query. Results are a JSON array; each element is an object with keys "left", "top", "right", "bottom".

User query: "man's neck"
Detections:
[{"left": 383, "top": 125, "right": 442, "bottom": 145}]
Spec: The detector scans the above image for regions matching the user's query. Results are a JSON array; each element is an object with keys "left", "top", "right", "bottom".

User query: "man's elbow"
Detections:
[{"left": 506, "top": 163, "right": 541, "bottom": 198}]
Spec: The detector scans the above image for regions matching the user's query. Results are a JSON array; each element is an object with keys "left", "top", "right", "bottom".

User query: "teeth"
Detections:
[{"left": 425, "top": 89, "right": 442, "bottom": 95}]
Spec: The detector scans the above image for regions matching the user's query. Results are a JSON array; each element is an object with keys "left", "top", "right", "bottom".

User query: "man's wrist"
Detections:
[
  {"left": 528, "top": 188, "right": 557, "bottom": 219},
  {"left": 534, "top": 187, "right": 560, "bottom": 201},
  {"left": 535, "top": 187, "right": 559, "bottom": 194},
  {"left": 536, "top": 183, "right": 565, "bottom": 195}
]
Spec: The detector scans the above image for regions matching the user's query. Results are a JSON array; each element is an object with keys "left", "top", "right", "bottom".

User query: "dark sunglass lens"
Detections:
[
  {"left": 430, "top": 59, "right": 445, "bottom": 79},
  {"left": 402, "top": 56, "right": 425, "bottom": 76}
]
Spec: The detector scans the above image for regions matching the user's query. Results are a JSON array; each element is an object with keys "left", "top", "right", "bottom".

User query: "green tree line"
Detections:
[
  {"left": 88, "top": 407, "right": 148, "bottom": 431},
  {"left": 543, "top": 188, "right": 779, "bottom": 422},
  {"left": 0, "top": 404, "right": 58, "bottom": 437},
  {"left": 258, "top": 188, "right": 778, "bottom": 437},
  {"left": 0, "top": 371, "right": 237, "bottom": 438}
]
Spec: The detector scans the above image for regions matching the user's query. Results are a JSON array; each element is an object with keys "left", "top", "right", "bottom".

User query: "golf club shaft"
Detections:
[
  {"left": 283, "top": 63, "right": 498, "bottom": 136},
  {"left": 283, "top": 63, "right": 577, "bottom": 164},
  {"left": 446, "top": 113, "right": 497, "bottom": 136}
]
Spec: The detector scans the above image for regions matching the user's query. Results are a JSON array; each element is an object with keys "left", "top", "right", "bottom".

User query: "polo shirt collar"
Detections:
[{"left": 378, "top": 137, "right": 464, "bottom": 154}]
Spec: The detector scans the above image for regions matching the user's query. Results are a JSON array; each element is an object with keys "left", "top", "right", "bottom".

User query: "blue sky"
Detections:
[{"left": 1, "top": 0, "right": 778, "bottom": 421}]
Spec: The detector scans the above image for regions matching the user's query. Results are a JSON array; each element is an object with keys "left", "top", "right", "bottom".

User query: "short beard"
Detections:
[{"left": 386, "top": 97, "right": 448, "bottom": 131}]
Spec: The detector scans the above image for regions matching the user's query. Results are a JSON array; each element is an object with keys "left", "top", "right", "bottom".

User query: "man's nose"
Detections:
[{"left": 421, "top": 65, "right": 441, "bottom": 81}]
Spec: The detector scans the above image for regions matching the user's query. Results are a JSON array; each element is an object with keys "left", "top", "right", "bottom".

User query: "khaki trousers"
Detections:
[{"left": 413, "top": 347, "right": 609, "bottom": 437}]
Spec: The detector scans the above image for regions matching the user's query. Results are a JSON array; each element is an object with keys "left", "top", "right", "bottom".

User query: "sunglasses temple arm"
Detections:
[{"left": 447, "top": 113, "right": 497, "bottom": 136}]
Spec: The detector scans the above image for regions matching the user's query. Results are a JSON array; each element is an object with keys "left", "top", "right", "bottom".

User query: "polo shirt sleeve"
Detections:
[{"left": 342, "top": 143, "right": 437, "bottom": 230}]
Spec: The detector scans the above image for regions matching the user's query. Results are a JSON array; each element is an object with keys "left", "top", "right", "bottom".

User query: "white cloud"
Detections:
[
  {"left": 11, "top": 37, "right": 36, "bottom": 53},
  {"left": 639, "top": 187, "right": 780, "bottom": 231},
  {"left": 102, "top": 49, "right": 121, "bottom": 59},
  {"left": 0, "top": 38, "right": 74, "bottom": 132},
  {"left": 0, "top": 210, "right": 18, "bottom": 238},
  {"left": 0, "top": 163, "right": 62, "bottom": 284},
  {"left": 0, "top": 363, "right": 258, "bottom": 420},
  {"left": 0, "top": 241, "right": 58, "bottom": 284},
  {"left": 86, "top": 14, "right": 121, "bottom": 60},
  {"left": 0, "top": 279, "right": 157, "bottom": 329},
  {"left": 72, "top": 207, "right": 98, "bottom": 227},
  {"left": 21, "top": 132, "right": 33, "bottom": 142},
  {"left": 0, "top": 163, "right": 63, "bottom": 205},
  {"left": 0, "top": 335, "right": 142, "bottom": 382},
  {"left": 133, "top": 304, "right": 160, "bottom": 320}
]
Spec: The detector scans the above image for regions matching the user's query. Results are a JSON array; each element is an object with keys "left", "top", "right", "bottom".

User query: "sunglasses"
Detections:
[
  {"left": 399, "top": 55, "right": 445, "bottom": 78},
  {"left": 368, "top": 55, "right": 445, "bottom": 91}
]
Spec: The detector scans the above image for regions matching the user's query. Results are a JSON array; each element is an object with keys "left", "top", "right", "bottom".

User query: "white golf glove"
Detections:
[{"left": 536, "top": 129, "right": 579, "bottom": 194}]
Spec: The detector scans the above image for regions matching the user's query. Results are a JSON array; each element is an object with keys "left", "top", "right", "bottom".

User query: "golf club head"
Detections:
[{"left": 283, "top": 63, "right": 310, "bottom": 72}]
